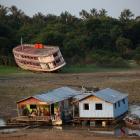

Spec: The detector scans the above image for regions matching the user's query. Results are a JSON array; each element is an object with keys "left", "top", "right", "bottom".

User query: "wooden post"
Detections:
[
  {"left": 17, "top": 104, "right": 20, "bottom": 117},
  {"left": 50, "top": 104, "right": 52, "bottom": 120},
  {"left": 73, "top": 104, "right": 75, "bottom": 118}
]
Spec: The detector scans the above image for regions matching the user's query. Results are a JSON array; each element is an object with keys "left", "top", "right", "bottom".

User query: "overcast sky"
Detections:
[{"left": 0, "top": 0, "right": 140, "bottom": 18}]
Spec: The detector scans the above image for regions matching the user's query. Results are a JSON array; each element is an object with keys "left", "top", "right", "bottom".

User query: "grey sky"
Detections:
[{"left": 0, "top": 0, "right": 140, "bottom": 18}]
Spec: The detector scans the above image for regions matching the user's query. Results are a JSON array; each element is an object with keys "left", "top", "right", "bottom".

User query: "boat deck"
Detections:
[{"left": 13, "top": 45, "right": 59, "bottom": 57}]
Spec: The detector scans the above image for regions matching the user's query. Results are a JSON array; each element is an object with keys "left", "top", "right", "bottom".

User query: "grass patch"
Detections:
[
  {"left": 61, "top": 64, "right": 132, "bottom": 73},
  {"left": 0, "top": 65, "right": 30, "bottom": 75},
  {"left": 0, "top": 63, "right": 139, "bottom": 75}
]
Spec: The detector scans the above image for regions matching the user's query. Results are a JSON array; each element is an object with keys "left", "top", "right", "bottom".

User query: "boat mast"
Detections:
[{"left": 21, "top": 36, "right": 23, "bottom": 50}]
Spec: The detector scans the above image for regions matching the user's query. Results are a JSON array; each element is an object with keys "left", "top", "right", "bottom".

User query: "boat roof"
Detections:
[{"left": 13, "top": 44, "right": 59, "bottom": 57}]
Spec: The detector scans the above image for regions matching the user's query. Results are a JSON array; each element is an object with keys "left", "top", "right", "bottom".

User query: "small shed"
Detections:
[
  {"left": 73, "top": 88, "right": 128, "bottom": 126},
  {"left": 16, "top": 87, "right": 80, "bottom": 125}
]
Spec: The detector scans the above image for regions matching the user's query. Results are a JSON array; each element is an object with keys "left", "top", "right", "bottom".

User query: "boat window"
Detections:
[
  {"left": 53, "top": 52, "right": 58, "bottom": 57},
  {"left": 53, "top": 61, "right": 56, "bottom": 66},
  {"left": 95, "top": 103, "right": 102, "bottom": 110},
  {"left": 34, "top": 57, "right": 38, "bottom": 60},
  {"left": 83, "top": 103, "right": 89, "bottom": 110},
  {"left": 46, "top": 64, "right": 50, "bottom": 69},
  {"left": 56, "top": 58, "right": 60, "bottom": 63}
]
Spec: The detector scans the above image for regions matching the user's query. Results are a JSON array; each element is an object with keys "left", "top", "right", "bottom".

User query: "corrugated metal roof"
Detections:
[
  {"left": 93, "top": 88, "right": 128, "bottom": 103},
  {"left": 74, "top": 93, "right": 92, "bottom": 101},
  {"left": 75, "top": 88, "right": 128, "bottom": 103},
  {"left": 34, "top": 87, "right": 80, "bottom": 104}
]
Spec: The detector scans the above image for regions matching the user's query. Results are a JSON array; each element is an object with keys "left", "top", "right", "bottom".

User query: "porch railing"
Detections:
[{"left": 14, "top": 116, "right": 51, "bottom": 122}]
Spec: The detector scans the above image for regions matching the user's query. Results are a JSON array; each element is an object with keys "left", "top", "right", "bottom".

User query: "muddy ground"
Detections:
[
  {"left": 0, "top": 70, "right": 140, "bottom": 118},
  {"left": 0, "top": 128, "right": 140, "bottom": 140}
]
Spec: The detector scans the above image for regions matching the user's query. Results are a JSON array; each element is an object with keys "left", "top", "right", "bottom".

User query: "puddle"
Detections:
[
  {"left": 0, "top": 128, "right": 20, "bottom": 133},
  {"left": 89, "top": 127, "right": 140, "bottom": 136},
  {"left": 0, "top": 118, "right": 22, "bottom": 134},
  {"left": 0, "top": 118, "right": 6, "bottom": 127},
  {"left": 129, "top": 105, "right": 140, "bottom": 116},
  {"left": 114, "top": 127, "right": 140, "bottom": 136}
]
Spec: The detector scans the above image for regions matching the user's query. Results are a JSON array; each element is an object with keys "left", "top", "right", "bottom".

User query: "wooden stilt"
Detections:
[
  {"left": 73, "top": 105, "right": 75, "bottom": 118},
  {"left": 17, "top": 104, "right": 20, "bottom": 116}
]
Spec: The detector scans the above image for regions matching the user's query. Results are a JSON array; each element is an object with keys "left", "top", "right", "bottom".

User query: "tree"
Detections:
[
  {"left": 116, "top": 37, "right": 132, "bottom": 56},
  {"left": 110, "top": 25, "right": 122, "bottom": 41},
  {"left": 119, "top": 9, "right": 134, "bottom": 22},
  {"left": 133, "top": 46, "right": 140, "bottom": 64},
  {"left": 99, "top": 9, "right": 107, "bottom": 17},
  {"left": 79, "top": 9, "right": 90, "bottom": 20},
  {"left": 8, "top": 5, "right": 26, "bottom": 29},
  {"left": 32, "top": 12, "right": 46, "bottom": 25},
  {"left": 0, "top": 4, "right": 140, "bottom": 66},
  {"left": 59, "top": 11, "right": 78, "bottom": 25},
  {"left": 0, "top": 5, "right": 8, "bottom": 18},
  {"left": 0, "top": 5, "right": 9, "bottom": 24},
  {"left": 90, "top": 8, "right": 98, "bottom": 17}
]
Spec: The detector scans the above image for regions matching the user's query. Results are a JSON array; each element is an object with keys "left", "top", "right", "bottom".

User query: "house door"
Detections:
[{"left": 51, "top": 104, "right": 54, "bottom": 115}]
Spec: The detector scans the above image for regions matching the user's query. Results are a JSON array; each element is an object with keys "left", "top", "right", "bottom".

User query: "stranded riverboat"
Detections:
[
  {"left": 124, "top": 114, "right": 140, "bottom": 129},
  {"left": 13, "top": 43, "right": 66, "bottom": 72}
]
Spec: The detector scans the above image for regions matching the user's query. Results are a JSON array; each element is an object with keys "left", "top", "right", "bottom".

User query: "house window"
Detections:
[
  {"left": 115, "top": 103, "right": 117, "bottom": 109},
  {"left": 30, "top": 104, "right": 37, "bottom": 109},
  {"left": 122, "top": 99, "right": 125, "bottom": 104},
  {"left": 118, "top": 101, "right": 120, "bottom": 107},
  {"left": 83, "top": 103, "right": 89, "bottom": 110},
  {"left": 95, "top": 103, "right": 102, "bottom": 110}
]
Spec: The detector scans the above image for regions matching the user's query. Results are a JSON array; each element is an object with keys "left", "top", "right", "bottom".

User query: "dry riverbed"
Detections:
[
  {"left": 0, "top": 70, "right": 140, "bottom": 117},
  {"left": 0, "top": 127, "right": 140, "bottom": 140},
  {"left": 0, "top": 70, "right": 140, "bottom": 139}
]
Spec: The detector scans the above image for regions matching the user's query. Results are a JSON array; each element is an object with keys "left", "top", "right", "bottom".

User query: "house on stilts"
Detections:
[
  {"left": 15, "top": 87, "right": 80, "bottom": 125},
  {"left": 12, "top": 87, "right": 128, "bottom": 126},
  {"left": 73, "top": 88, "right": 128, "bottom": 126}
]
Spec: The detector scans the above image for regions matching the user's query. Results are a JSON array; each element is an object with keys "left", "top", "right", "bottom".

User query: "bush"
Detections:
[
  {"left": 91, "top": 54, "right": 129, "bottom": 67},
  {"left": 133, "top": 47, "right": 140, "bottom": 65}
]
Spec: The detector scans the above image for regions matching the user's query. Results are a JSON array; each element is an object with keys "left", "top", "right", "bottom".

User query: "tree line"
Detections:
[{"left": 0, "top": 5, "right": 140, "bottom": 67}]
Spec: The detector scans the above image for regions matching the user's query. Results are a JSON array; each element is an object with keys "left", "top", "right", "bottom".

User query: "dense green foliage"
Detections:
[{"left": 0, "top": 5, "right": 140, "bottom": 67}]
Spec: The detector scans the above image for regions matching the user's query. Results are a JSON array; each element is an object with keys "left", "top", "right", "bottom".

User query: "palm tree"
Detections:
[
  {"left": 119, "top": 9, "right": 134, "bottom": 22},
  {"left": 0, "top": 5, "right": 8, "bottom": 17},
  {"left": 99, "top": 9, "right": 107, "bottom": 17},
  {"left": 90, "top": 8, "right": 98, "bottom": 17},
  {"left": 9, "top": 5, "right": 25, "bottom": 18},
  {"left": 79, "top": 9, "right": 90, "bottom": 20}
]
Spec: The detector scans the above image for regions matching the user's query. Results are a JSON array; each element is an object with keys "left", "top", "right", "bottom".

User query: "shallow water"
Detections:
[
  {"left": 0, "top": 118, "right": 6, "bottom": 127},
  {"left": 0, "top": 128, "right": 20, "bottom": 133},
  {"left": 129, "top": 105, "right": 140, "bottom": 116}
]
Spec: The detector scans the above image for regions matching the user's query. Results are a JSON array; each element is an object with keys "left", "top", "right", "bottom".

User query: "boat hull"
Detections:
[
  {"left": 124, "top": 120, "right": 140, "bottom": 129},
  {"left": 16, "top": 61, "right": 66, "bottom": 72}
]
